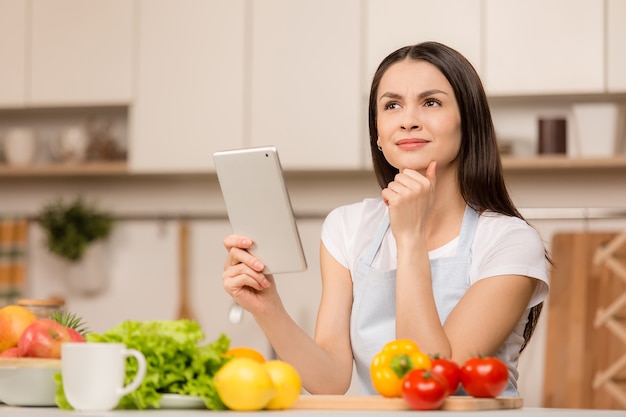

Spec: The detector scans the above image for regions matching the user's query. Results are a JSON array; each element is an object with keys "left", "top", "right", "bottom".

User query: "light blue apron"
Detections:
[{"left": 350, "top": 205, "right": 518, "bottom": 396}]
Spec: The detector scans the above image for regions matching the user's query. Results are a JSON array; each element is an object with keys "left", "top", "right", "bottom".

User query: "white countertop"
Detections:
[{"left": 1, "top": 407, "right": 625, "bottom": 416}]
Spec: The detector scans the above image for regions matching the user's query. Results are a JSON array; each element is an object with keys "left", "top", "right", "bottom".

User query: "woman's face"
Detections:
[{"left": 376, "top": 59, "right": 462, "bottom": 172}]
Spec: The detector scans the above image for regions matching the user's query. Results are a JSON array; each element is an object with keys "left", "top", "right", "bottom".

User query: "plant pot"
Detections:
[{"left": 64, "top": 241, "right": 110, "bottom": 297}]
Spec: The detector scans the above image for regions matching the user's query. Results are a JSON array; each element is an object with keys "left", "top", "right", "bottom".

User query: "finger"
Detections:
[
  {"left": 425, "top": 161, "right": 437, "bottom": 184},
  {"left": 223, "top": 235, "right": 254, "bottom": 251},
  {"left": 224, "top": 247, "right": 265, "bottom": 272},
  {"left": 223, "top": 265, "right": 270, "bottom": 292}
]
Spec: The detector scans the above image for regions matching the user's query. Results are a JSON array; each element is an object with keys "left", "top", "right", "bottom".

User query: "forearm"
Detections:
[
  {"left": 395, "top": 241, "right": 451, "bottom": 357},
  {"left": 254, "top": 300, "right": 352, "bottom": 394}
]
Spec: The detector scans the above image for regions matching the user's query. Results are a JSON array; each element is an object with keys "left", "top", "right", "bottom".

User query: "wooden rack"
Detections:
[{"left": 544, "top": 232, "right": 626, "bottom": 410}]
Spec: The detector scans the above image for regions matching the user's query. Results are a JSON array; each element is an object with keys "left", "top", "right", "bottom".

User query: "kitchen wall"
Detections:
[{"left": 1, "top": 0, "right": 626, "bottom": 408}]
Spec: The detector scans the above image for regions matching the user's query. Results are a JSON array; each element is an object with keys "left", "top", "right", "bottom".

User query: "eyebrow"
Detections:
[{"left": 379, "top": 89, "right": 449, "bottom": 101}]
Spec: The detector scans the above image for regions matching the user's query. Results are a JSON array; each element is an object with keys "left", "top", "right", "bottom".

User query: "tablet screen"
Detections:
[{"left": 214, "top": 146, "right": 307, "bottom": 274}]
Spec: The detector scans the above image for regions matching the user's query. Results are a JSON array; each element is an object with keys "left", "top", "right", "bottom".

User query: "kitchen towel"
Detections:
[{"left": 0, "top": 217, "right": 29, "bottom": 307}]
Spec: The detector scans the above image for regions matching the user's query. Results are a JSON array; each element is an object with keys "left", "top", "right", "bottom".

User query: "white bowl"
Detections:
[{"left": 0, "top": 358, "right": 61, "bottom": 406}]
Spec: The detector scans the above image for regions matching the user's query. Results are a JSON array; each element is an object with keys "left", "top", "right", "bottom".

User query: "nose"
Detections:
[{"left": 401, "top": 106, "right": 420, "bottom": 131}]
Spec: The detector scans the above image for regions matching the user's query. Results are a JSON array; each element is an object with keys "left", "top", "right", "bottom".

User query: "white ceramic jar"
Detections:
[{"left": 3, "top": 127, "right": 37, "bottom": 166}]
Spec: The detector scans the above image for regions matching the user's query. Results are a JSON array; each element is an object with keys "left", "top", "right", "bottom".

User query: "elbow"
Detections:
[{"left": 304, "top": 376, "right": 352, "bottom": 395}]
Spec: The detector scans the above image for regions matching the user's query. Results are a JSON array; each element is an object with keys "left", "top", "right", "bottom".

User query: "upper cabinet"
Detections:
[
  {"left": 29, "top": 0, "right": 134, "bottom": 106},
  {"left": 129, "top": 0, "right": 245, "bottom": 173},
  {"left": 366, "top": 0, "right": 482, "bottom": 83},
  {"left": 249, "top": 0, "right": 362, "bottom": 170},
  {"left": 484, "top": 0, "right": 604, "bottom": 96},
  {"left": 0, "top": 0, "right": 27, "bottom": 107},
  {"left": 607, "top": 0, "right": 626, "bottom": 93}
]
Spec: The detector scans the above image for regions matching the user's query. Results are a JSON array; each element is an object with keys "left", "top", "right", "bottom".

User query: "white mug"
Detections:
[{"left": 61, "top": 342, "right": 147, "bottom": 412}]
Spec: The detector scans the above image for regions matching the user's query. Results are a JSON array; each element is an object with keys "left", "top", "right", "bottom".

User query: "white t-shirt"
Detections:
[{"left": 321, "top": 198, "right": 549, "bottom": 307}]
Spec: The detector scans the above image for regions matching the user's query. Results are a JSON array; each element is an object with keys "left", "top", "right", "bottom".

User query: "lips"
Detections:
[{"left": 396, "top": 138, "right": 429, "bottom": 150}]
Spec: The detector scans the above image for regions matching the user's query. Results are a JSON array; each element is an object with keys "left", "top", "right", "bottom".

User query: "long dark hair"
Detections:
[{"left": 368, "top": 41, "right": 543, "bottom": 352}]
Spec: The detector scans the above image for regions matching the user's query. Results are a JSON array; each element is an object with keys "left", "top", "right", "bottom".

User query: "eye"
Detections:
[
  {"left": 383, "top": 101, "right": 401, "bottom": 111},
  {"left": 424, "top": 98, "right": 441, "bottom": 107}
]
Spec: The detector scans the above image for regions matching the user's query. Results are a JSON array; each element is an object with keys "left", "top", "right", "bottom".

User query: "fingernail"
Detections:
[
  {"left": 242, "top": 239, "right": 252, "bottom": 246},
  {"left": 254, "top": 261, "right": 264, "bottom": 271},
  {"left": 262, "top": 279, "right": 271, "bottom": 288}
]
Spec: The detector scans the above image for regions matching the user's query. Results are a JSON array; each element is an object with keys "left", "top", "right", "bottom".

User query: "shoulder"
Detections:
[
  {"left": 476, "top": 212, "right": 545, "bottom": 248},
  {"left": 321, "top": 198, "right": 386, "bottom": 269},
  {"left": 474, "top": 211, "right": 546, "bottom": 261},
  {"left": 323, "top": 198, "right": 386, "bottom": 229}
]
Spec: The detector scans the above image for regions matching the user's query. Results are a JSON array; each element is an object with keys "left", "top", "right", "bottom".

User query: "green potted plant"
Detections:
[{"left": 36, "top": 197, "right": 113, "bottom": 262}]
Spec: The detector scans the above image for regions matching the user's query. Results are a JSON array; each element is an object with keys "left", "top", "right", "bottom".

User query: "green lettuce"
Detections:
[{"left": 55, "top": 319, "right": 230, "bottom": 410}]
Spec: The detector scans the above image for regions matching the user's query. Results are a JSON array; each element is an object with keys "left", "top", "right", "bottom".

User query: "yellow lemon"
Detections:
[
  {"left": 214, "top": 358, "right": 275, "bottom": 411},
  {"left": 223, "top": 346, "right": 266, "bottom": 363},
  {"left": 263, "top": 360, "right": 302, "bottom": 410}
]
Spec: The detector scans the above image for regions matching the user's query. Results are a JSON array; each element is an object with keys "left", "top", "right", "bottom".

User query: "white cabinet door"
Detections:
[
  {"left": 130, "top": 0, "right": 245, "bottom": 173},
  {"left": 484, "top": 0, "right": 604, "bottom": 96},
  {"left": 607, "top": 0, "right": 626, "bottom": 92},
  {"left": 366, "top": 0, "right": 482, "bottom": 83},
  {"left": 0, "top": 0, "right": 27, "bottom": 107},
  {"left": 30, "top": 0, "right": 133, "bottom": 106},
  {"left": 250, "top": 0, "right": 362, "bottom": 170}
]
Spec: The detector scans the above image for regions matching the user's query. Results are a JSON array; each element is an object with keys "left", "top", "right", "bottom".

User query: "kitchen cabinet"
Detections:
[
  {"left": 249, "top": 0, "right": 362, "bottom": 170},
  {"left": 484, "top": 0, "right": 604, "bottom": 95},
  {"left": 130, "top": 0, "right": 245, "bottom": 173},
  {"left": 0, "top": 0, "right": 27, "bottom": 107},
  {"left": 365, "top": 0, "right": 482, "bottom": 82},
  {"left": 607, "top": 0, "right": 626, "bottom": 93},
  {"left": 29, "top": 0, "right": 134, "bottom": 106}
]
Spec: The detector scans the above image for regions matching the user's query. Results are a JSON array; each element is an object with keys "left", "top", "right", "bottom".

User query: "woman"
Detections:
[{"left": 222, "top": 41, "right": 549, "bottom": 397}]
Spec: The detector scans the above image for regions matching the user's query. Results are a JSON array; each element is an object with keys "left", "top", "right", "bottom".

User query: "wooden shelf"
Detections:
[
  {"left": 502, "top": 155, "right": 626, "bottom": 170},
  {"left": 0, "top": 161, "right": 128, "bottom": 176},
  {"left": 0, "top": 157, "right": 625, "bottom": 177}
]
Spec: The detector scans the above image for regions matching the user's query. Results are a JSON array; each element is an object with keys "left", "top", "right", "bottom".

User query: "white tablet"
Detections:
[{"left": 213, "top": 146, "right": 307, "bottom": 274}]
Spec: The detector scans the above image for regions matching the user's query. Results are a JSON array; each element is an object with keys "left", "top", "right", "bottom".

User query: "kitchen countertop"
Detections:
[{"left": 1, "top": 407, "right": 625, "bottom": 416}]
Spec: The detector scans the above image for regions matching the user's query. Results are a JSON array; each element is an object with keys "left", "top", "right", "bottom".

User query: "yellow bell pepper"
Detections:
[{"left": 369, "top": 339, "right": 432, "bottom": 398}]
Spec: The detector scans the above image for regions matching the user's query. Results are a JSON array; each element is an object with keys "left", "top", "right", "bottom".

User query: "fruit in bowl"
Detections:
[
  {"left": 0, "top": 307, "right": 88, "bottom": 360},
  {"left": 0, "top": 308, "right": 89, "bottom": 406},
  {"left": 0, "top": 357, "right": 61, "bottom": 406}
]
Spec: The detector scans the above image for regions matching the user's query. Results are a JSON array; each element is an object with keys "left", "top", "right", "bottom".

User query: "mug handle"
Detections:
[{"left": 118, "top": 348, "right": 147, "bottom": 397}]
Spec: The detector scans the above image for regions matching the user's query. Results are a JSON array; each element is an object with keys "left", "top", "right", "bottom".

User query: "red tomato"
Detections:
[
  {"left": 401, "top": 369, "right": 448, "bottom": 410},
  {"left": 430, "top": 356, "right": 461, "bottom": 396},
  {"left": 460, "top": 356, "right": 509, "bottom": 398}
]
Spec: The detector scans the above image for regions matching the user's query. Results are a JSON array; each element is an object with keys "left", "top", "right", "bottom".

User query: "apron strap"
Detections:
[
  {"left": 456, "top": 206, "right": 479, "bottom": 256},
  {"left": 362, "top": 210, "right": 390, "bottom": 267}
]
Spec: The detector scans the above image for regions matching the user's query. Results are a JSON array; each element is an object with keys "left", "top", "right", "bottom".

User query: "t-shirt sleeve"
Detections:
[
  {"left": 475, "top": 218, "right": 550, "bottom": 307},
  {"left": 321, "top": 206, "right": 350, "bottom": 269}
]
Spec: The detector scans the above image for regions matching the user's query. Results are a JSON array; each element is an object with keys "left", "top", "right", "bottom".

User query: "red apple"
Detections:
[
  {"left": 17, "top": 318, "right": 78, "bottom": 359},
  {"left": 0, "top": 347, "right": 20, "bottom": 357},
  {"left": 67, "top": 327, "right": 86, "bottom": 342}
]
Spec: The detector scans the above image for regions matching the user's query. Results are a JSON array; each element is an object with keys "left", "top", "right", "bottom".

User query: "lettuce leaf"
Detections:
[{"left": 55, "top": 319, "right": 230, "bottom": 410}]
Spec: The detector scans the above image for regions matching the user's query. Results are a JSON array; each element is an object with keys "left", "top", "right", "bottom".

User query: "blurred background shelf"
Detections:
[
  {"left": 0, "top": 161, "right": 127, "bottom": 177},
  {"left": 501, "top": 156, "right": 626, "bottom": 171},
  {"left": 1, "top": 157, "right": 626, "bottom": 178}
]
